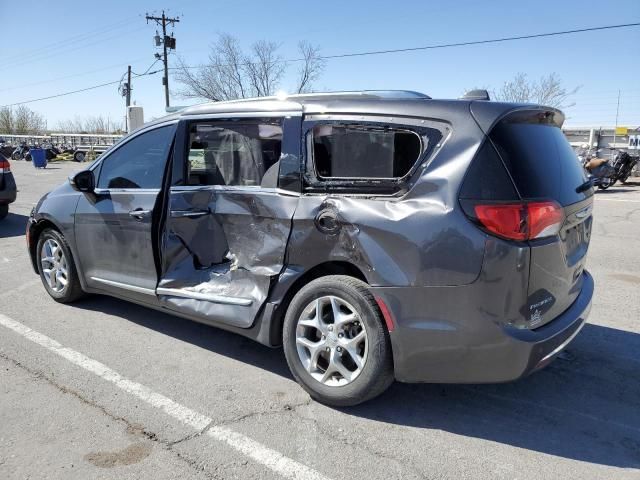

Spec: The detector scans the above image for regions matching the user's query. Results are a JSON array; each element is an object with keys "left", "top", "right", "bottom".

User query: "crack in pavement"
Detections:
[{"left": 0, "top": 351, "right": 226, "bottom": 480}]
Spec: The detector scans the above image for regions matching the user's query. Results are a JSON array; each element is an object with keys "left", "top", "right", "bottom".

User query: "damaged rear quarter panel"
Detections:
[{"left": 285, "top": 113, "right": 487, "bottom": 288}]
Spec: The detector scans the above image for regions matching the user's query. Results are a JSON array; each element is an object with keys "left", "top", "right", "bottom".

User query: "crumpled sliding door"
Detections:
[{"left": 157, "top": 115, "right": 301, "bottom": 328}]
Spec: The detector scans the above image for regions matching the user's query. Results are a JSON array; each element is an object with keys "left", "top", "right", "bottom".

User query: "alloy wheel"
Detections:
[
  {"left": 295, "top": 295, "right": 368, "bottom": 387},
  {"left": 40, "top": 238, "right": 68, "bottom": 293}
]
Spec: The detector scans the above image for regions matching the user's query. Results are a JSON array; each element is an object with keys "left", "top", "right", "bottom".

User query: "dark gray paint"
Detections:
[{"left": 27, "top": 91, "right": 594, "bottom": 385}]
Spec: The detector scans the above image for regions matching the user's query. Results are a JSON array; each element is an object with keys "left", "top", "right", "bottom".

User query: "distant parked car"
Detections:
[
  {"left": 27, "top": 90, "right": 594, "bottom": 406},
  {"left": 0, "top": 153, "right": 17, "bottom": 220}
]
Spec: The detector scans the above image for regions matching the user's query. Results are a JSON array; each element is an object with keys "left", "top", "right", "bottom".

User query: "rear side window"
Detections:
[
  {"left": 459, "top": 141, "right": 518, "bottom": 201},
  {"left": 312, "top": 125, "right": 422, "bottom": 179},
  {"left": 490, "top": 120, "right": 590, "bottom": 206}
]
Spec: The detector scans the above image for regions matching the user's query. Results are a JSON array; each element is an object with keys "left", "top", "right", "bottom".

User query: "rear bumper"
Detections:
[
  {"left": 0, "top": 173, "right": 17, "bottom": 204},
  {"left": 372, "top": 270, "right": 593, "bottom": 383}
]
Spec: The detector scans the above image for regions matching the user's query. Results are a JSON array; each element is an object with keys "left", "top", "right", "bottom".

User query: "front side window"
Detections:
[
  {"left": 97, "top": 125, "right": 175, "bottom": 189},
  {"left": 311, "top": 124, "right": 423, "bottom": 179},
  {"left": 186, "top": 120, "right": 283, "bottom": 186}
]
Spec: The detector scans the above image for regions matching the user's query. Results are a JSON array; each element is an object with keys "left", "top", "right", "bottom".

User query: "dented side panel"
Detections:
[
  {"left": 159, "top": 187, "right": 299, "bottom": 328},
  {"left": 284, "top": 113, "right": 488, "bottom": 288},
  {"left": 157, "top": 115, "right": 301, "bottom": 329}
]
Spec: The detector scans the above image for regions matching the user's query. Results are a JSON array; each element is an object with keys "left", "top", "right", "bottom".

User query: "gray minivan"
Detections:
[{"left": 27, "top": 91, "right": 594, "bottom": 406}]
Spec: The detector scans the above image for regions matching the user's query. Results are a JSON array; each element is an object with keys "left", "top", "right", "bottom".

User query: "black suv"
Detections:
[
  {"left": 0, "top": 153, "right": 17, "bottom": 220},
  {"left": 27, "top": 91, "right": 594, "bottom": 406}
]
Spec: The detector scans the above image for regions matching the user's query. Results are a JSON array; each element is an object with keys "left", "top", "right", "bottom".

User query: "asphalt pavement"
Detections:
[{"left": 1, "top": 159, "right": 639, "bottom": 479}]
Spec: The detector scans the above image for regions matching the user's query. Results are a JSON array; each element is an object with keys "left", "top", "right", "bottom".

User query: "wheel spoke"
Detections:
[
  {"left": 330, "top": 296, "right": 356, "bottom": 327},
  {"left": 49, "top": 267, "right": 57, "bottom": 289},
  {"left": 56, "top": 270, "right": 67, "bottom": 287},
  {"left": 296, "top": 337, "right": 324, "bottom": 373}
]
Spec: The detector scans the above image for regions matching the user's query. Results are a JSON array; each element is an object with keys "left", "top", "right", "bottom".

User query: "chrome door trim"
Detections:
[
  {"left": 156, "top": 287, "right": 253, "bottom": 306},
  {"left": 90, "top": 277, "right": 156, "bottom": 295}
]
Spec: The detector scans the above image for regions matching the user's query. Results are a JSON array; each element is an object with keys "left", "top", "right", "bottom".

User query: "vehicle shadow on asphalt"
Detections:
[
  {"left": 356, "top": 323, "right": 640, "bottom": 469},
  {"left": 76, "top": 295, "right": 292, "bottom": 377},
  {"left": 595, "top": 188, "right": 636, "bottom": 194},
  {"left": 75, "top": 296, "right": 639, "bottom": 469},
  {"left": 0, "top": 213, "right": 29, "bottom": 238}
]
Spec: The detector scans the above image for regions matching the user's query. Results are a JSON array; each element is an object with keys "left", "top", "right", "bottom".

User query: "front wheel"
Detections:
[
  {"left": 36, "top": 229, "right": 85, "bottom": 303},
  {"left": 11, "top": 152, "right": 20, "bottom": 160},
  {"left": 598, "top": 178, "right": 615, "bottom": 190},
  {"left": 73, "top": 151, "right": 86, "bottom": 162},
  {"left": 283, "top": 275, "right": 394, "bottom": 407}
]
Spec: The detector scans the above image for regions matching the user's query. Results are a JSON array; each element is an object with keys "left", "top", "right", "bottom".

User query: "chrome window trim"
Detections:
[
  {"left": 169, "top": 185, "right": 300, "bottom": 197},
  {"left": 93, "top": 188, "right": 161, "bottom": 195},
  {"left": 182, "top": 111, "right": 300, "bottom": 120}
]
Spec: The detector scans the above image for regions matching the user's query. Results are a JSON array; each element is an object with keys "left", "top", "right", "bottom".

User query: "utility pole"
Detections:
[
  {"left": 126, "top": 65, "right": 132, "bottom": 108},
  {"left": 146, "top": 11, "right": 179, "bottom": 109},
  {"left": 612, "top": 89, "right": 621, "bottom": 159},
  {"left": 120, "top": 65, "right": 132, "bottom": 132}
]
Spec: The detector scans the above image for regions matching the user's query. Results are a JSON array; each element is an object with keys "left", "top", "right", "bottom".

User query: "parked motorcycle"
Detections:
[
  {"left": 584, "top": 158, "right": 616, "bottom": 189},
  {"left": 610, "top": 149, "right": 639, "bottom": 185},
  {"left": 11, "top": 142, "right": 30, "bottom": 161},
  {"left": 578, "top": 144, "right": 616, "bottom": 190}
]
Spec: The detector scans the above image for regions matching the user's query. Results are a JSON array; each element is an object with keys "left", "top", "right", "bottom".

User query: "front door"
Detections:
[
  {"left": 75, "top": 123, "right": 176, "bottom": 301},
  {"left": 158, "top": 115, "right": 301, "bottom": 328}
]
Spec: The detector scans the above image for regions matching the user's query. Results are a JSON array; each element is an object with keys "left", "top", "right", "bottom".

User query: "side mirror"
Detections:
[{"left": 70, "top": 170, "right": 95, "bottom": 193}]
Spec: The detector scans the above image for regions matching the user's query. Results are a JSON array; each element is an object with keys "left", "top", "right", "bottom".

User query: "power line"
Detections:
[
  {"left": 0, "top": 19, "right": 139, "bottom": 64},
  {"left": 171, "top": 21, "right": 640, "bottom": 71},
  {"left": 317, "top": 22, "right": 640, "bottom": 61},
  {"left": 1, "top": 72, "right": 160, "bottom": 108},
  {"left": 0, "top": 58, "right": 151, "bottom": 93},
  {"left": 3, "top": 21, "right": 639, "bottom": 108},
  {"left": 6, "top": 27, "right": 147, "bottom": 69}
]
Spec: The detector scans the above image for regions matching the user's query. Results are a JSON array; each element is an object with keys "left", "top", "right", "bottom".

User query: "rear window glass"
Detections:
[
  {"left": 490, "top": 121, "right": 590, "bottom": 206},
  {"left": 312, "top": 125, "right": 422, "bottom": 179}
]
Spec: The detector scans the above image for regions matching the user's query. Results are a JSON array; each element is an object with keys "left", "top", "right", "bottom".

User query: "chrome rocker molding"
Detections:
[
  {"left": 90, "top": 277, "right": 252, "bottom": 306},
  {"left": 90, "top": 277, "right": 156, "bottom": 295},
  {"left": 155, "top": 287, "right": 253, "bottom": 306}
]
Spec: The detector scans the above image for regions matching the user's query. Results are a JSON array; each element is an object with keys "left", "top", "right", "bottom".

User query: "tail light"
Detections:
[
  {"left": 467, "top": 200, "right": 563, "bottom": 241},
  {"left": 0, "top": 158, "right": 10, "bottom": 173}
]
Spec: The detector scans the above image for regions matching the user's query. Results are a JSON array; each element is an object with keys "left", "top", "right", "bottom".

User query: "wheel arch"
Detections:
[{"left": 264, "top": 261, "right": 370, "bottom": 347}]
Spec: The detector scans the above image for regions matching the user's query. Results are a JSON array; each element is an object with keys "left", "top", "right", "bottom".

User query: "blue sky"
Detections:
[{"left": 0, "top": 0, "right": 638, "bottom": 129}]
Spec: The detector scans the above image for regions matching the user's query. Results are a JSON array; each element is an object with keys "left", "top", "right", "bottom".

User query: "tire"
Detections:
[
  {"left": 282, "top": 275, "right": 394, "bottom": 407},
  {"left": 73, "top": 151, "right": 86, "bottom": 162},
  {"left": 36, "top": 228, "right": 85, "bottom": 303},
  {"left": 0, "top": 204, "right": 8, "bottom": 220},
  {"left": 11, "top": 152, "right": 20, "bottom": 160},
  {"left": 598, "top": 178, "right": 614, "bottom": 190}
]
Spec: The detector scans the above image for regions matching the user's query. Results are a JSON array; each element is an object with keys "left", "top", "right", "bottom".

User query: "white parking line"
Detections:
[
  {"left": 0, "top": 313, "right": 331, "bottom": 480},
  {"left": 596, "top": 197, "right": 640, "bottom": 203}
]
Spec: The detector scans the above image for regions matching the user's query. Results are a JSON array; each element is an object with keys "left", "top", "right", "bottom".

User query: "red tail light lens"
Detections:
[
  {"left": 0, "top": 159, "right": 10, "bottom": 173},
  {"left": 474, "top": 204, "right": 527, "bottom": 241},
  {"left": 472, "top": 201, "right": 563, "bottom": 241},
  {"left": 527, "top": 201, "right": 564, "bottom": 239}
]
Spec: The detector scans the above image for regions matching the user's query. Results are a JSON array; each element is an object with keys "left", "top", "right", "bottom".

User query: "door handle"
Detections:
[
  {"left": 170, "top": 209, "right": 209, "bottom": 218},
  {"left": 128, "top": 209, "right": 151, "bottom": 220}
]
